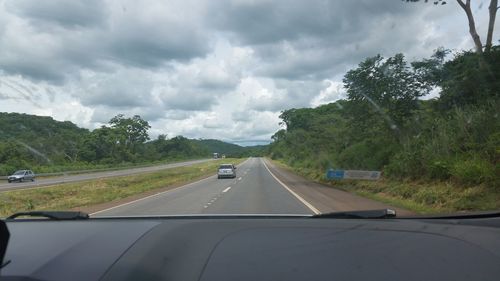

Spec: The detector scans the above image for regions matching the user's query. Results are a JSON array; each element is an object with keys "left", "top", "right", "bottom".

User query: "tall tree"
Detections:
[
  {"left": 343, "top": 53, "right": 432, "bottom": 131},
  {"left": 109, "top": 114, "right": 151, "bottom": 153},
  {"left": 485, "top": 0, "right": 499, "bottom": 52},
  {"left": 406, "top": 0, "right": 498, "bottom": 53}
]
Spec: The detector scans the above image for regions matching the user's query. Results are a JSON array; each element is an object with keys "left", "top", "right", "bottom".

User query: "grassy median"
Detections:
[{"left": 0, "top": 158, "right": 245, "bottom": 217}]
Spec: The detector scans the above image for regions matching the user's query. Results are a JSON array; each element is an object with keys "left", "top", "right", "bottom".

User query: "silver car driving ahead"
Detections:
[
  {"left": 217, "top": 164, "right": 236, "bottom": 179},
  {"left": 8, "top": 170, "right": 35, "bottom": 183}
]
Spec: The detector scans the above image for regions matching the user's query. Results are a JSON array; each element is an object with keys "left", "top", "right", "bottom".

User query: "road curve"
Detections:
[
  {"left": 92, "top": 158, "right": 314, "bottom": 216},
  {"left": 0, "top": 159, "right": 213, "bottom": 192}
]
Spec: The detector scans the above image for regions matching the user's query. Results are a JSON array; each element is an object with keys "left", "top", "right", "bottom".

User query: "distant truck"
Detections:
[{"left": 213, "top": 153, "right": 219, "bottom": 159}]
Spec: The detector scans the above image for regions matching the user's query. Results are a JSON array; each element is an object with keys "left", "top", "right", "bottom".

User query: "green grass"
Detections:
[
  {"left": 3, "top": 157, "right": 210, "bottom": 177},
  {"left": 269, "top": 158, "right": 500, "bottom": 214},
  {"left": 0, "top": 158, "right": 245, "bottom": 217}
]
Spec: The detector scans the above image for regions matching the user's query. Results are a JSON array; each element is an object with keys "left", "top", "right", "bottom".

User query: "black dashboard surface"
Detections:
[{"left": 2, "top": 217, "right": 500, "bottom": 281}]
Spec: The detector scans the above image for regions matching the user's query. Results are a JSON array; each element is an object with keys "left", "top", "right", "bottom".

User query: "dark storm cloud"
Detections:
[
  {"left": 104, "top": 17, "right": 210, "bottom": 68},
  {"left": 0, "top": 0, "right": 445, "bottom": 85},
  {"left": 5, "top": 0, "right": 109, "bottom": 28},
  {"left": 210, "top": 0, "right": 412, "bottom": 45},
  {"left": 0, "top": 61, "right": 66, "bottom": 84},
  {"left": 78, "top": 68, "right": 153, "bottom": 108},
  {"left": 210, "top": 0, "right": 442, "bottom": 80},
  {"left": 0, "top": 0, "right": 211, "bottom": 83}
]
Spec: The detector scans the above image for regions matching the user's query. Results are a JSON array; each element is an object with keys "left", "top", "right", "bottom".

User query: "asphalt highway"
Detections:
[
  {"left": 92, "top": 157, "right": 314, "bottom": 216},
  {"left": 0, "top": 159, "right": 213, "bottom": 192}
]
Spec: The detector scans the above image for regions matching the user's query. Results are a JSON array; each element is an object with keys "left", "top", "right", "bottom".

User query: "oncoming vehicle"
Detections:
[
  {"left": 217, "top": 164, "right": 236, "bottom": 179},
  {"left": 7, "top": 170, "right": 35, "bottom": 183}
]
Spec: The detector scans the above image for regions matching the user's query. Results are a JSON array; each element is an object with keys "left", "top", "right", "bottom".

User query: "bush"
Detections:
[
  {"left": 339, "top": 139, "right": 396, "bottom": 170},
  {"left": 427, "top": 160, "right": 452, "bottom": 180},
  {"left": 451, "top": 157, "right": 495, "bottom": 185},
  {"left": 384, "top": 146, "right": 423, "bottom": 179}
]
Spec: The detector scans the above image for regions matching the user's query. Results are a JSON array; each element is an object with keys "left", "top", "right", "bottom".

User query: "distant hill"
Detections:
[
  {"left": 0, "top": 112, "right": 89, "bottom": 142},
  {"left": 195, "top": 139, "right": 268, "bottom": 157},
  {"left": 195, "top": 139, "right": 245, "bottom": 155},
  {"left": 0, "top": 113, "right": 92, "bottom": 169}
]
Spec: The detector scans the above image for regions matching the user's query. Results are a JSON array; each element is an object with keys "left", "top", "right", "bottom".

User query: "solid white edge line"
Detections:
[
  {"left": 261, "top": 159, "right": 320, "bottom": 215},
  {"left": 90, "top": 158, "right": 251, "bottom": 216}
]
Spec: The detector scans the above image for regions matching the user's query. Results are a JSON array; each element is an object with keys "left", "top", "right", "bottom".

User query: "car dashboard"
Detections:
[{"left": 1, "top": 215, "right": 500, "bottom": 281}]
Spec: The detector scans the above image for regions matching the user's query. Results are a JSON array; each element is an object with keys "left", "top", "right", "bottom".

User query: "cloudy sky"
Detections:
[{"left": 0, "top": 0, "right": 498, "bottom": 145}]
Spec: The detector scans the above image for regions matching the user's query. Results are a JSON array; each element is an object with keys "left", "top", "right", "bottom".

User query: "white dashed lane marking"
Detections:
[{"left": 204, "top": 186, "right": 233, "bottom": 209}]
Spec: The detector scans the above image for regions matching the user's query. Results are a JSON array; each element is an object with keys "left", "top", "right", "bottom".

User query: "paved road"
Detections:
[
  {"left": 0, "top": 159, "right": 213, "bottom": 192},
  {"left": 92, "top": 158, "right": 313, "bottom": 216}
]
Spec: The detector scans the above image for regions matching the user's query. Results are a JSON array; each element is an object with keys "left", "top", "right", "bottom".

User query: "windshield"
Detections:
[{"left": 0, "top": 0, "right": 498, "bottom": 219}]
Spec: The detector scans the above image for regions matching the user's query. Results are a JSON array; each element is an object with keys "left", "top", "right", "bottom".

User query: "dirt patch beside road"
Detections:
[{"left": 263, "top": 158, "right": 414, "bottom": 216}]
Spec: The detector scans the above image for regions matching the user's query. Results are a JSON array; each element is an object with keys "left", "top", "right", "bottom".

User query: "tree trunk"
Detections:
[
  {"left": 485, "top": 0, "right": 498, "bottom": 52},
  {"left": 456, "top": 0, "right": 483, "bottom": 53}
]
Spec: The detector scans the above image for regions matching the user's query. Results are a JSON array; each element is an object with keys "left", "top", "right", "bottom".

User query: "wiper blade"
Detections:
[
  {"left": 311, "top": 209, "right": 396, "bottom": 219},
  {"left": 403, "top": 211, "right": 500, "bottom": 220},
  {"left": 6, "top": 211, "right": 89, "bottom": 220}
]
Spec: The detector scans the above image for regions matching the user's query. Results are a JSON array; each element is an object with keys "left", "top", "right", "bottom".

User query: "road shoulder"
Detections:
[{"left": 263, "top": 158, "right": 414, "bottom": 216}]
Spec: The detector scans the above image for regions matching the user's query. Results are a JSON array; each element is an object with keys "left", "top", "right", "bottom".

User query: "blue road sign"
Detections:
[{"left": 326, "top": 169, "right": 344, "bottom": 180}]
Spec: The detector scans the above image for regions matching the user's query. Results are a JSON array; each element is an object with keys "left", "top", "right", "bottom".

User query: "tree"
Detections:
[
  {"left": 405, "top": 0, "right": 498, "bottom": 53},
  {"left": 80, "top": 126, "right": 118, "bottom": 162},
  {"left": 343, "top": 53, "right": 432, "bottom": 131},
  {"left": 437, "top": 47, "right": 500, "bottom": 108},
  {"left": 109, "top": 114, "right": 151, "bottom": 154},
  {"left": 411, "top": 47, "right": 449, "bottom": 86}
]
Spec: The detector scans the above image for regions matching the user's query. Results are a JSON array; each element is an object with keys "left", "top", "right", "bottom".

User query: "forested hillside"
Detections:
[
  {"left": 194, "top": 139, "right": 267, "bottom": 157},
  {"left": 0, "top": 113, "right": 239, "bottom": 175},
  {"left": 269, "top": 47, "right": 499, "bottom": 189},
  {"left": 195, "top": 139, "right": 245, "bottom": 156}
]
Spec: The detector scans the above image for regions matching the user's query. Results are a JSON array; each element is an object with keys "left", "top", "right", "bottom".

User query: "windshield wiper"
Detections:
[
  {"left": 311, "top": 209, "right": 396, "bottom": 219},
  {"left": 6, "top": 211, "right": 89, "bottom": 220}
]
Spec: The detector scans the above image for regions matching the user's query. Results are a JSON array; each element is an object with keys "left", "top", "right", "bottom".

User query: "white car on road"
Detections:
[
  {"left": 8, "top": 170, "right": 35, "bottom": 183},
  {"left": 217, "top": 164, "right": 236, "bottom": 179}
]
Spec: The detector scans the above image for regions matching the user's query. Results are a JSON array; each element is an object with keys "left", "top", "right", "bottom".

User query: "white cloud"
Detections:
[{"left": 310, "top": 80, "right": 346, "bottom": 108}]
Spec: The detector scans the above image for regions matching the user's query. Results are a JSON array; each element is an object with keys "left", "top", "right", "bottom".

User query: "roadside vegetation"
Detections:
[
  {"left": 268, "top": 47, "right": 499, "bottom": 214},
  {"left": 0, "top": 158, "right": 245, "bottom": 217},
  {"left": 0, "top": 113, "right": 264, "bottom": 176}
]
